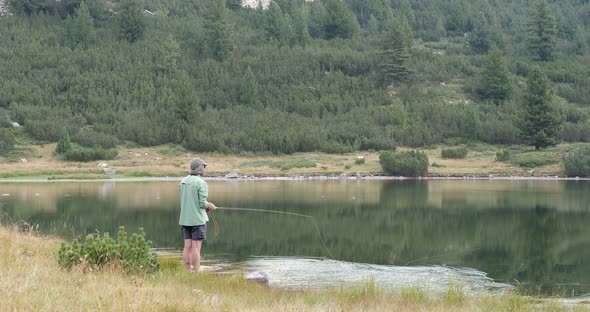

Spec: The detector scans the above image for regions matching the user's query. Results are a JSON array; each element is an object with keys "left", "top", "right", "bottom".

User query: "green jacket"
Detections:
[{"left": 179, "top": 175, "right": 209, "bottom": 226}]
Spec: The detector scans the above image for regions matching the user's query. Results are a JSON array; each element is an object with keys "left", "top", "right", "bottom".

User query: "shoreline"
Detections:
[{"left": 1, "top": 173, "right": 589, "bottom": 183}]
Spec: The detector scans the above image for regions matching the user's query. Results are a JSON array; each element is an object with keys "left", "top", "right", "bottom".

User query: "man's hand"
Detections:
[{"left": 206, "top": 202, "right": 217, "bottom": 212}]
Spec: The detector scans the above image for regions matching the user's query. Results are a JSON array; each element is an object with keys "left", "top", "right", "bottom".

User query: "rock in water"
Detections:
[
  {"left": 246, "top": 271, "right": 269, "bottom": 286},
  {"left": 225, "top": 172, "right": 239, "bottom": 179}
]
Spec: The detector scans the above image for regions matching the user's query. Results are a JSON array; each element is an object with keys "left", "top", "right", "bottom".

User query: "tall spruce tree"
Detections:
[
  {"left": 118, "top": 0, "right": 145, "bottom": 43},
  {"left": 527, "top": 1, "right": 558, "bottom": 61},
  {"left": 478, "top": 46, "right": 511, "bottom": 103},
  {"left": 381, "top": 16, "right": 413, "bottom": 87},
  {"left": 204, "top": 0, "right": 234, "bottom": 61},
  {"left": 519, "top": 67, "right": 562, "bottom": 150}
]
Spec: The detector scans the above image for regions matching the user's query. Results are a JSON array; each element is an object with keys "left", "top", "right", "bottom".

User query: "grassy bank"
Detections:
[
  {"left": 1, "top": 225, "right": 582, "bottom": 311},
  {"left": 1, "top": 142, "right": 588, "bottom": 180}
]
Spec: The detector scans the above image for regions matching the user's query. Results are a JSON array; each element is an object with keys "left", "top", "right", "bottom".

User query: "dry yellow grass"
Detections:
[
  {"left": 1, "top": 225, "right": 585, "bottom": 311},
  {"left": 0, "top": 143, "right": 572, "bottom": 179}
]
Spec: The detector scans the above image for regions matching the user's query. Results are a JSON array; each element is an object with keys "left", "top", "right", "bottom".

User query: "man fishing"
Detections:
[{"left": 179, "top": 158, "right": 217, "bottom": 272}]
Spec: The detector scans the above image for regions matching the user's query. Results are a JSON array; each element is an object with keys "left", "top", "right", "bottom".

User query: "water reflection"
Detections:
[{"left": 0, "top": 179, "right": 589, "bottom": 295}]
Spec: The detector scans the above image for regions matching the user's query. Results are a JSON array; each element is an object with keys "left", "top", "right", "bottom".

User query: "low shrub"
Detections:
[
  {"left": 72, "top": 129, "right": 119, "bottom": 149},
  {"left": 0, "top": 128, "right": 15, "bottom": 155},
  {"left": 441, "top": 147, "right": 468, "bottom": 159},
  {"left": 63, "top": 147, "right": 118, "bottom": 162},
  {"left": 563, "top": 146, "right": 590, "bottom": 177},
  {"left": 560, "top": 122, "right": 590, "bottom": 142},
  {"left": 379, "top": 150, "right": 429, "bottom": 177},
  {"left": 355, "top": 156, "right": 365, "bottom": 165},
  {"left": 510, "top": 152, "right": 559, "bottom": 168},
  {"left": 320, "top": 141, "right": 353, "bottom": 154},
  {"left": 496, "top": 150, "right": 510, "bottom": 162},
  {"left": 57, "top": 226, "right": 159, "bottom": 274}
]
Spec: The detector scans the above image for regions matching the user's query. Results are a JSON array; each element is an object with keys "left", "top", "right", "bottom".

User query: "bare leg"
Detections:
[
  {"left": 190, "top": 240, "right": 202, "bottom": 272},
  {"left": 183, "top": 239, "right": 192, "bottom": 271}
]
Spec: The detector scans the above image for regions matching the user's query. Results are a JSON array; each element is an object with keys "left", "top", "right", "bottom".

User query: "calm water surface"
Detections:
[{"left": 1, "top": 179, "right": 589, "bottom": 295}]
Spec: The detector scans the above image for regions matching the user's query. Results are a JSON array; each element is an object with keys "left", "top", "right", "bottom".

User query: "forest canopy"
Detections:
[{"left": 0, "top": 0, "right": 589, "bottom": 154}]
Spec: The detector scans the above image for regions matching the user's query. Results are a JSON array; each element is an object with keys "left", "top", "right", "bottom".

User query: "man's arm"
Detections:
[{"left": 197, "top": 181, "right": 209, "bottom": 210}]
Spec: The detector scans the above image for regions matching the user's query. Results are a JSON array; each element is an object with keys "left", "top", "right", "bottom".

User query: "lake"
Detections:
[{"left": 1, "top": 179, "right": 589, "bottom": 295}]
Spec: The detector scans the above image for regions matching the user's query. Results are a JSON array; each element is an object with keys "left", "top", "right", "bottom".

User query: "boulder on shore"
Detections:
[{"left": 246, "top": 271, "right": 269, "bottom": 286}]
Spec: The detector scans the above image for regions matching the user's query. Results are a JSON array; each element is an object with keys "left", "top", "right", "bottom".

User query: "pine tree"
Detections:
[
  {"left": 156, "top": 35, "right": 180, "bottom": 76},
  {"left": 292, "top": 5, "right": 310, "bottom": 46},
  {"left": 118, "top": 0, "right": 145, "bottom": 43},
  {"left": 478, "top": 46, "right": 511, "bottom": 103},
  {"left": 55, "top": 127, "right": 72, "bottom": 155},
  {"left": 322, "top": 0, "right": 357, "bottom": 39},
  {"left": 381, "top": 16, "right": 413, "bottom": 86},
  {"left": 519, "top": 67, "right": 562, "bottom": 150},
  {"left": 204, "top": 0, "right": 234, "bottom": 61},
  {"left": 239, "top": 66, "right": 260, "bottom": 108},
  {"left": 65, "top": 1, "right": 95, "bottom": 49},
  {"left": 468, "top": 11, "right": 502, "bottom": 54},
  {"left": 527, "top": 1, "right": 558, "bottom": 61},
  {"left": 367, "top": 14, "right": 378, "bottom": 35}
]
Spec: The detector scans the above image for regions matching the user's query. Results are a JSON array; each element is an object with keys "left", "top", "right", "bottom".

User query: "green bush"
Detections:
[
  {"left": 0, "top": 128, "right": 16, "bottom": 155},
  {"left": 561, "top": 122, "right": 590, "bottom": 142},
  {"left": 54, "top": 128, "right": 72, "bottom": 155},
  {"left": 63, "top": 147, "right": 118, "bottom": 162},
  {"left": 379, "top": 150, "right": 429, "bottom": 177},
  {"left": 563, "top": 146, "right": 590, "bottom": 177},
  {"left": 441, "top": 147, "right": 468, "bottom": 159},
  {"left": 510, "top": 152, "right": 559, "bottom": 168},
  {"left": 496, "top": 150, "right": 510, "bottom": 162},
  {"left": 320, "top": 141, "right": 353, "bottom": 154},
  {"left": 355, "top": 156, "right": 365, "bottom": 165},
  {"left": 57, "top": 226, "right": 159, "bottom": 274},
  {"left": 72, "top": 129, "right": 120, "bottom": 149}
]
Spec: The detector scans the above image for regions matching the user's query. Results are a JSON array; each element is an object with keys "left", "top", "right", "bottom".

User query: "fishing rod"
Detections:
[{"left": 209, "top": 207, "right": 335, "bottom": 260}]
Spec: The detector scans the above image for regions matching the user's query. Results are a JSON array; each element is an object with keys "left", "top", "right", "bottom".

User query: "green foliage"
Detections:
[
  {"left": 63, "top": 147, "right": 118, "bottom": 162},
  {"left": 563, "top": 146, "right": 590, "bottom": 177},
  {"left": 355, "top": 157, "right": 365, "bottom": 165},
  {"left": 72, "top": 129, "right": 119, "bottom": 149},
  {"left": 320, "top": 141, "right": 354, "bottom": 154},
  {"left": 55, "top": 127, "right": 72, "bottom": 155},
  {"left": 527, "top": 1, "right": 558, "bottom": 62},
  {"left": 379, "top": 150, "right": 429, "bottom": 177},
  {"left": 203, "top": 0, "right": 234, "bottom": 61},
  {"left": 0, "top": 128, "right": 16, "bottom": 155},
  {"left": 1, "top": 0, "right": 589, "bottom": 154},
  {"left": 496, "top": 149, "right": 510, "bottom": 162},
  {"left": 65, "top": 1, "right": 96, "bottom": 49},
  {"left": 519, "top": 67, "right": 563, "bottom": 150},
  {"left": 57, "top": 226, "right": 159, "bottom": 274},
  {"left": 441, "top": 146, "right": 468, "bottom": 159},
  {"left": 381, "top": 16, "right": 412, "bottom": 85},
  {"left": 320, "top": 0, "right": 357, "bottom": 39},
  {"left": 275, "top": 159, "right": 317, "bottom": 170},
  {"left": 118, "top": 0, "right": 145, "bottom": 43},
  {"left": 561, "top": 122, "right": 590, "bottom": 142},
  {"left": 477, "top": 46, "right": 511, "bottom": 103},
  {"left": 510, "top": 151, "right": 559, "bottom": 168},
  {"left": 467, "top": 11, "right": 502, "bottom": 54}
]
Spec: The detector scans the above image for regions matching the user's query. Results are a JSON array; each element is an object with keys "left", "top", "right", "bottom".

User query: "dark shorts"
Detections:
[{"left": 181, "top": 224, "right": 207, "bottom": 241}]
